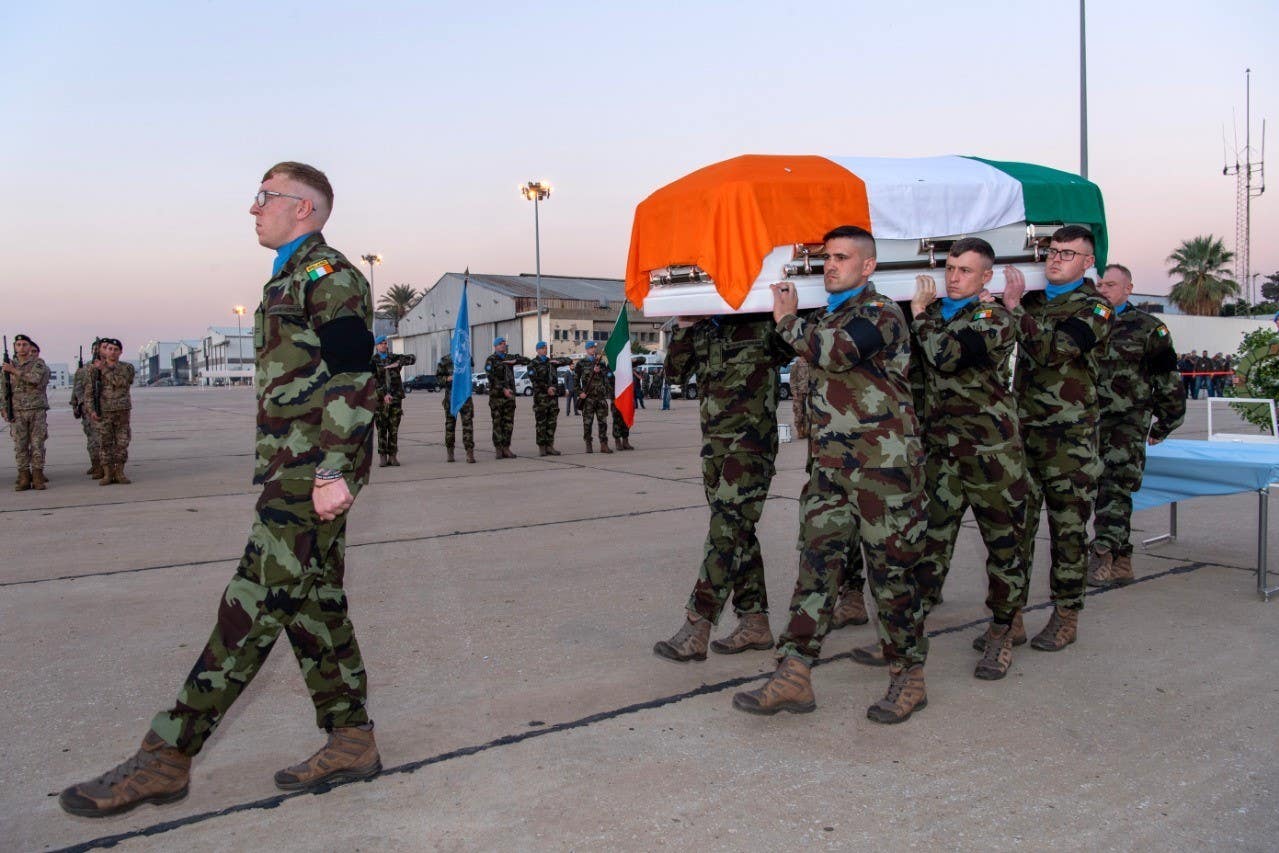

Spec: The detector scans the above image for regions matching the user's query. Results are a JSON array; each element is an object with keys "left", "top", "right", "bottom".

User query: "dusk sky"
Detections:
[{"left": 3, "top": 1, "right": 1276, "bottom": 367}]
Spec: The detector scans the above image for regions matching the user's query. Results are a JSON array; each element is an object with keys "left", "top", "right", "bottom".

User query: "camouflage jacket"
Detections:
[
  {"left": 667, "top": 315, "right": 793, "bottom": 458},
  {"left": 911, "top": 298, "right": 1020, "bottom": 452},
  {"left": 777, "top": 284, "right": 922, "bottom": 471},
  {"left": 573, "top": 356, "right": 613, "bottom": 402},
  {"left": 528, "top": 355, "right": 570, "bottom": 399},
  {"left": 485, "top": 351, "right": 529, "bottom": 397},
  {"left": 70, "top": 363, "right": 92, "bottom": 417},
  {"left": 89, "top": 361, "right": 135, "bottom": 414},
  {"left": 373, "top": 352, "right": 416, "bottom": 400},
  {"left": 1096, "top": 304, "right": 1185, "bottom": 441},
  {"left": 10, "top": 355, "right": 50, "bottom": 411},
  {"left": 252, "top": 232, "right": 376, "bottom": 485},
  {"left": 1012, "top": 279, "right": 1113, "bottom": 431}
]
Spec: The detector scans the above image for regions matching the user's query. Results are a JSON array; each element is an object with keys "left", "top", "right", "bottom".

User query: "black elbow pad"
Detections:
[
  {"left": 1058, "top": 317, "right": 1098, "bottom": 353},
  {"left": 1147, "top": 348, "right": 1178, "bottom": 374},
  {"left": 845, "top": 318, "right": 885, "bottom": 361},
  {"left": 317, "top": 316, "right": 374, "bottom": 373},
  {"left": 953, "top": 328, "right": 990, "bottom": 369}
]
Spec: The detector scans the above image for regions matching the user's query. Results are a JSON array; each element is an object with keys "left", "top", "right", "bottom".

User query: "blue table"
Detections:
[{"left": 1135, "top": 439, "right": 1279, "bottom": 601}]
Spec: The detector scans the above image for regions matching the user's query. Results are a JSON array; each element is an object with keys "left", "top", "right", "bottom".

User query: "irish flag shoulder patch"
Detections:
[
  {"left": 1156, "top": 325, "right": 1169, "bottom": 337},
  {"left": 1092, "top": 303, "right": 1113, "bottom": 320},
  {"left": 974, "top": 307, "right": 995, "bottom": 320},
  {"left": 305, "top": 259, "right": 334, "bottom": 281}
]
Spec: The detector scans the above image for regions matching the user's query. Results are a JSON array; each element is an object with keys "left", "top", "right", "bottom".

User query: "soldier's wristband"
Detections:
[{"left": 314, "top": 468, "right": 344, "bottom": 487}]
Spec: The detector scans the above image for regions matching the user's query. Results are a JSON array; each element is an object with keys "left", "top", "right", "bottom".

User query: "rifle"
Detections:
[
  {"left": 92, "top": 358, "right": 103, "bottom": 419},
  {"left": 78, "top": 345, "right": 84, "bottom": 370},
  {"left": 1, "top": 336, "right": 13, "bottom": 422}
]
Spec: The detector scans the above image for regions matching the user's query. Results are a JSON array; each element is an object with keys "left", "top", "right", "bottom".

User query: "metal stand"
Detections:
[
  {"left": 1142, "top": 502, "right": 1177, "bottom": 547},
  {"left": 1260, "top": 487, "right": 1276, "bottom": 602}
]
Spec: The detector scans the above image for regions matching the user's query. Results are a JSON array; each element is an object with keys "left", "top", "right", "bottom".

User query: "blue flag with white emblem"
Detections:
[{"left": 450, "top": 275, "right": 472, "bottom": 416}]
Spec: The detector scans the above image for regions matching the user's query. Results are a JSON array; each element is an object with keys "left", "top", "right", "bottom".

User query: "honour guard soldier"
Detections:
[
  {"left": 372, "top": 335, "right": 415, "bottom": 467},
  {"left": 87, "top": 338, "right": 136, "bottom": 485},
  {"left": 3, "top": 334, "right": 51, "bottom": 490},
  {"left": 529, "top": 341, "right": 571, "bottom": 456},
  {"left": 485, "top": 337, "right": 529, "bottom": 458},
  {"left": 574, "top": 341, "right": 613, "bottom": 453},
  {"left": 437, "top": 353, "right": 475, "bottom": 463}
]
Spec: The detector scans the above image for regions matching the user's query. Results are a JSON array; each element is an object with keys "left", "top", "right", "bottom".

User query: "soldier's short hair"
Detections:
[
  {"left": 1051, "top": 224, "right": 1094, "bottom": 252},
  {"left": 262, "top": 161, "right": 334, "bottom": 210},
  {"left": 948, "top": 237, "right": 995, "bottom": 268},
  {"left": 1104, "top": 263, "right": 1133, "bottom": 280},
  {"left": 823, "top": 225, "right": 877, "bottom": 258}
]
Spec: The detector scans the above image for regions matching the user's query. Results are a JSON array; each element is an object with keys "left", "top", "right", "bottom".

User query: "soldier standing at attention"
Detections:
[
  {"left": 3, "top": 334, "right": 51, "bottom": 491},
  {"left": 485, "top": 336, "right": 528, "bottom": 459},
  {"left": 574, "top": 340, "right": 613, "bottom": 453},
  {"left": 529, "top": 341, "right": 570, "bottom": 456},
  {"left": 371, "top": 335, "right": 415, "bottom": 467},
  {"left": 1087, "top": 263, "right": 1185, "bottom": 586},
  {"left": 999, "top": 225, "right": 1113, "bottom": 652},
  {"left": 87, "top": 338, "right": 137, "bottom": 485},
  {"left": 436, "top": 352, "right": 475, "bottom": 463},
  {"left": 70, "top": 338, "right": 104, "bottom": 479},
  {"left": 732, "top": 225, "right": 930, "bottom": 724},
  {"left": 60, "top": 161, "right": 380, "bottom": 817},
  {"left": 652, "top": 313, "right": 793, "bottom": 662}
]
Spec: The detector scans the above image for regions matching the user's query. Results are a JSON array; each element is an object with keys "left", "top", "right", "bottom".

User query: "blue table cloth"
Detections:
[{"left": 1134, "top": 439, "right": 1279, "bottom": 511}]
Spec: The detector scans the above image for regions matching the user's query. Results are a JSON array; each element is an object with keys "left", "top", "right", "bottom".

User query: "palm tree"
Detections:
[
  {"left": 1166, "top": 236, "right": 1239, "bottom": 316},
  {"left": 376, "top": 284, "right": 421, "bottom": 330}
]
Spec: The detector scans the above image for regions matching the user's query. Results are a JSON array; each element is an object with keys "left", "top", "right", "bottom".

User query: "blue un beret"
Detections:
[{"left": 494, "top": 336, "right": 506, "bottom": 346}]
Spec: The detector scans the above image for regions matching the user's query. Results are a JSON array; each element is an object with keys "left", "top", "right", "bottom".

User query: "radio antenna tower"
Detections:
[{"left": 1223, "top": 68, "right": 1266, "bottom": 304}]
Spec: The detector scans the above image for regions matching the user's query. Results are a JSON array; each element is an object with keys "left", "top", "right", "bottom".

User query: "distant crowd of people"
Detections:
[{"left": 1176, "top": 350, "right": 1234, "bottom": 399}]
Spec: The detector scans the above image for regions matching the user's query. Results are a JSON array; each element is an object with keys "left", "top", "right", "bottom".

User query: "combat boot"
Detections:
[
  {"left": 538, "top": 445, "right": 548, "bottom": 456},
  {"left": 14, "top": 470, "right": 31, "bottom": 491},
  {"left": 851, "top": 640, "right": 888, "bottom": 667},
  {"left": 273, "top": 724, "right": 381, "bottom": 792},
  {"left": 506, "top": 446, "right": 517, "bottom": 458},
  {"left": 653, "top": 613, "right": 711, "bottom": 662},
  {"left": 58, "top": 730, "right": 191, "bottom": 818},
  {"left": 866, "top": 663, "right": 927, "bottom": 724},
  {"left": 114, "top": 466, "right": 131, "bottom": 484},
  {"left": 388, "top": 455, "right": 400, "bottom": 466},
  {"left": 466, "top": 449, "right": 476, "bottom": 463},
  {"left": 621, "top": 437, "right": 634, "bottom": 450},
  {"left": 1110, "top": 553, "right": 1135, "bottom": 585},
  {"left": 1086, "top": 546, "right": 1113, "bottom": 587},
  {"left": 973, "top": 621, "right": 1015, "bottom": 681},
  {"left": 89, "top": 463, "right": 104, "bottom": 479},
  {"left": 831, "top": 588, "right": 869, "bottom": 628},
  {"left": 446, "top": 447, "right": 455, "bottom": 463},
  {"left": 600, "top": 440, "right": 613, "bottom": 454},
  {"left": 31, "top": 468, "right": 48, "bottom": 490},
  {"left": 710, "top": 613, "right": 774, "bottom": 655},
  {"left": 1030, "top": 606, "right": 1079, "bottom": 652},
  {"left": 99, "top": 467, "right": 114, "bottom": 486},
  {"left": 732, "top": 656, "right": 816, "bottom": 715},
  {"left": 971, "top": 611, "right": 1027, "bottom": 651},
  {"left": 584, "top": 440, "right": 594, "bottom": 454},
  {"left": 546, "top": 446, "right": 561, "bottom": 456},
  {"left": 378, "top": 454, "right": 389, "bottom": 467}
]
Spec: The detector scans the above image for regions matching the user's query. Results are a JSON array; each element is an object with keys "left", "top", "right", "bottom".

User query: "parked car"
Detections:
[
  {"left": 404, "top": 374, "right": 439, "bottom": 392},
  {"left": 669, "top": 373, "right": 697, "bottom": 399},
  {"left": 472, "top": 372, "right": 489, "bottom": 394},
  {"left": 513, "top": 366, "right": 534, "bottom": 396},
  {"left": 779, "top": 365, "right": 791, "bottom": 400}
]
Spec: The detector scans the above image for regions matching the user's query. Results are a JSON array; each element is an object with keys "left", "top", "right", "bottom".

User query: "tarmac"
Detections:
[{"left": 1, "top": 387, "right": 1276, "bottom": 852}]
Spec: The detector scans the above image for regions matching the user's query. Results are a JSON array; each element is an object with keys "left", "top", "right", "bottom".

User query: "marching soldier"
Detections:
[
  {"left": 436, "top": 352, "right": 475, "bottom": 463},
  {"left": 70, "top": 339, "right": 104, "bottom": 479},
  {"left": 484, "top": 337, "right": 529, "bottom": 458},
  {"left": 1087, "top": 263, "right": 1185, "bottom": 586},
  {"left": 574, "top": 341, "right": 613, "bottom": 453},
  {"left": 3, "top": 334, "right": 51, "bottom": 491},
  {"left": 372, "top": 335, "right": 415, "bottom": 467},
  {"left": 87, "top": 338, "right": 136, "bottom": 485},
  {"left": 529, "top": 341, "right": 570, "bottom": 456}
]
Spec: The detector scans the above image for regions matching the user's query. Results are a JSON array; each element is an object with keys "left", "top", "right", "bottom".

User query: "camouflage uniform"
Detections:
[
  {"left": 485, "top": 350, "right": 528, "bottom": 451},
  {"left": 575, "top": 355, "right": 612, "bottom": 444},
  {"left": 149, "top": 232, "right": 377, "bottom": 756},
  {"left": 911, "top": 298, "right": 1027, "bottom": 620},
  {"left": 70, "top": 359, "right": 102, "bottom": 472},
  {"left": 436, "top": 354, "right": 474, "bottom": 453},
  {"left": 1012, "top": 280, "right": 1113, "bottom": 611},
  {"left": 775, "top": 285, "right": 929, "bottom": 667},
  {"left": 1091, "top": 305, "right": 1185, "bottom": 557},
  {"left": 528, "top": 355, "right": 570, "bottom": 447},
  {"left": 88, "top": 361, "right": 136, "bottom": 468},
  {"left": 372, "top": 351, "right": 415, "bottom": 458},
  {"left": 789, "top": 356, "right": 811, "bottom": 439},
  {"left": 6, "top": 354, "right": 50, "bottom": 474},
  {"left": 666, "top": 316, "right": 794, "bottom": 624}
]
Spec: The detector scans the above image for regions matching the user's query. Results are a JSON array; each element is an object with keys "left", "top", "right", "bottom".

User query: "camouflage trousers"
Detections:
[
  {"left": 80, "top": 411, "right": 100, "bottom": 465},
  {"left": 580, "top": 397, "right": 609, "bottom": 443},
  {"left": 533, "top": 395, "right": 560, "bottom": 446},
  {"left": 9, "top": 409, "right": 48, "bottom": 471},
  {"left": 1022, "top": 426, "right": 1102, "bottom": 611},
  {"left": 779, "top": 465, "right": 929, "bottom": 666},
  {"left": 916, "top": 439, "right": 1029, "bottom": 622},
  {"left": 686, "top": 453, "right": 774, "bottom": 623},
  {"left": 375, "top": 399, "right": 403, "bottom": 456},
  {"left": 150, "top": 478, "right": 369, "bottom": 756},
  {"left": 442, "top": 393, "right": 474, "bottom": 451},
  {"left": 1091, "top": 418, "right": 1149, "bottom": 558},
  {"left": 96, "top": 410, "right": 131, "bottom": 466},
  {"left": 490, "top": 396, "right": 516, "bottom": 448},
  {"left": 611, "top": 404, "right": 630, "bottom": 440}
]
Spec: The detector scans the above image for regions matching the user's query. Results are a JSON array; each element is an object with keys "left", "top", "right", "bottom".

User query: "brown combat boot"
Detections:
[
  {"left": 114, "top": 466, "right": 131, "bottom": 484},
  {"left": 1110, "top": 553, "right": 1135, "bottom": 585},
  {"left": 378, "top": 453, "right": 389, "bottom": 467},
  {"left": 851, "top": 640, "right": 888, "bottom": 667},
  {"left": 974, "top": 621, "right": 1015, "bottom": 681},
  {"left": 273, "top": 725, "right": 381, "bottom": 792},
  {"left": 446, "top": 447, "right": 455, "bottom": 463},
  {"left": 1086, "top": 547, "right": 1113, "bottom": 587},
  {"left": 89, "top": 463, "right": 104, "bottom": 479},
  {"left": 621, "top": 437, "right": 634, "bottom": 450},
  {"left": 972, "top": 611, "right": 1027, "bottom": 651},
  {"left": 732, "top": 656, "right": 816, "bottom": 715},
  {"left": 867, "top": 664, "right": 927, "bottom": 724},
  {"left": 466, "top": 449, "right": 476, "bottom": 463},
  {"left": 1030, "top": 606, "right": 1079, "bottom": 652},
  {"left": 709, "top": 613, "right": 774, "bottom": 655},
  {"left": 831, "top": 588, "right": 869, "bottom": 628},
  {"left": 388, "top": 455, "right": 400, "bottom": 466},
  {"left": 584, "top": 440, "right": 593, "bottom": 454},
  {"left": 14, "top": 470, "right": 31, "bottom": 491},
  {"left": 538, "top": 445, "right": 548, "bottom": 456},
  {"left": 99, "top": 466, "right": 114, "bottom": 486},
  {"left": 600, "top": 440, "right": 613, "bottom": 454},
  {"left": 546, "top": 446, "right": 561, "bottom": 456},
  {"left": 31, "top": 468, "right": 48, "bottom": 490},
  {"left": 653, "top": 613, "right": 712, "bottom": 662},
  {"left": 506, "top": 446, "right": 518, "bottom": 458},
  {"left": 59, "top": 731, "right": 191, "bottom": 818}
]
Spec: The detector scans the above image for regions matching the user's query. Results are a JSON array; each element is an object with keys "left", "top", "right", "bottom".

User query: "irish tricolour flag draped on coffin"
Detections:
[{"left": 604, "top": 306, "right": 634, "bottom": 428}]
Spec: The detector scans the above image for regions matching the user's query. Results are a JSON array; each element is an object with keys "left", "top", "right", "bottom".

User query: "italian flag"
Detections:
[{"left": 604, "top": 306, "right": 634, "bottom": 428}]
